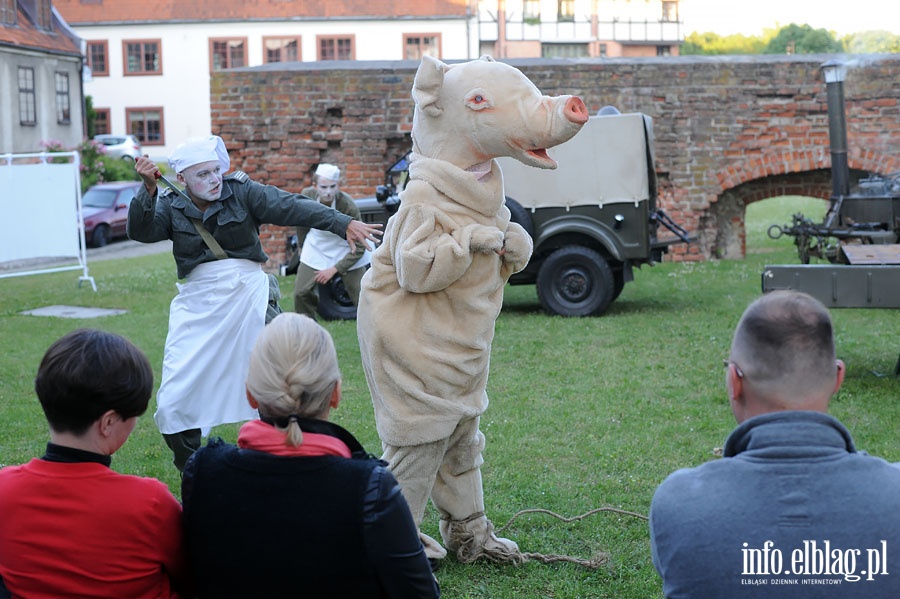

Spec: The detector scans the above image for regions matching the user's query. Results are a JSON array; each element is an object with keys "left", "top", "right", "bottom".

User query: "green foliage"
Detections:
[
  {"left": 84, "top": 95, "right": 97, "bottom": 139},
  {"left": 764, "top": 23, "right": 843, "bottom": 54},
  {"left": 682, "top": 31, "right": 766, "bottom": 55},
  {"left": 2, "top": 197, "right": 899, "bottom": 597},
  {"left": 41, "top": 138, "right": 140, "bottom": 193},
  {"left": 843, "top": 30, "right": 900, "bottom": 53},
  {"left": 682, "top": 22, "right": 895, "bottom": 55}
]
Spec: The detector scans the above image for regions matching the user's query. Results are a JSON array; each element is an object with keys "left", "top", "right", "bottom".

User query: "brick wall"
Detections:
[{"left": 211, "top": 55, "right": 900, "bottom": 270}]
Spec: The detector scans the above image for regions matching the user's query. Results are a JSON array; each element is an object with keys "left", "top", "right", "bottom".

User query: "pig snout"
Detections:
[{"left": 563, "top": 96, "right": 589, "bottom": 125}]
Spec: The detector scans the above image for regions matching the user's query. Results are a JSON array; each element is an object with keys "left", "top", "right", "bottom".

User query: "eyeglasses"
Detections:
[{"left": 722, "top": 359, "right": 744, "bottom": 379}]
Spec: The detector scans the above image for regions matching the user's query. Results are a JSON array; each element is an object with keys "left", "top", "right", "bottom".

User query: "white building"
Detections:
[
  {"left": 1, "top": 0, "right": 84, "bottom": 154},
  {"left": 54, "top": 0, "right": 479, "bottom": 158}
]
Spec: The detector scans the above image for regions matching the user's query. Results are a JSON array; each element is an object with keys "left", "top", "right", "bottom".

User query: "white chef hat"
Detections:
[
  {"left": 168, "top": 135, "right": 231, "bottom": 174},
  {"left": 315, "top": 163, "right": 340, "bottom": 181}
]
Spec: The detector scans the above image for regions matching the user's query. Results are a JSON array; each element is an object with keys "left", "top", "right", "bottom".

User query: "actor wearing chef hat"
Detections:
[
  {"left": 127, "top": 136, "right": 381, "bottom": 471},
  {"left": 292, "top": 163, "right": 371, "bottom": 319}
]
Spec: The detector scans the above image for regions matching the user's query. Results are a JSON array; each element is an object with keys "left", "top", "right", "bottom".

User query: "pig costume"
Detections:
[{"left": 357, "top": 55, "right": 587, "bottom": 564}]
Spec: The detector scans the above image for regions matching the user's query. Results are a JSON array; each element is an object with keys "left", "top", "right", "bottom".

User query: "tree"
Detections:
[
  {"left": 844, "top": 30, "right": 900, "bottom": 54},
  {"left": 682, "top": 32, "right": 765, "bottom": 55},
  {"left": 764, "top": 23, "right": 843, "bottom": 54}
]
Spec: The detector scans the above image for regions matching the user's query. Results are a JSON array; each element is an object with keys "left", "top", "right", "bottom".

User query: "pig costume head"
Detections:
[
  {"left": 410, "top": 55, "right": 588, "bottom": 170},
  {"left": 357, "top": 55, "right": 587, "bottom": 565}
]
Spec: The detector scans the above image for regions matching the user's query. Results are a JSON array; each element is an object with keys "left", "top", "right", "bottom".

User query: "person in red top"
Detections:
[{"left": 0, "top": 329, "right": 189, "bottom": 599}]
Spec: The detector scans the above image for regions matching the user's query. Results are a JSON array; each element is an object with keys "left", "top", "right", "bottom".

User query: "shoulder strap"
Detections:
[
  {"left": 188, "top": 217, "right": 228, "bottom": 260},
  {"left": 226, "top": 170, "right": 250, "bottom": 183}
]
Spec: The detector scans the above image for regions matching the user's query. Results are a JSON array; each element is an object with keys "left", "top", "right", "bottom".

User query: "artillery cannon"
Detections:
[{"left": 766, "top": 172, "right": 900, "bottom": 264}]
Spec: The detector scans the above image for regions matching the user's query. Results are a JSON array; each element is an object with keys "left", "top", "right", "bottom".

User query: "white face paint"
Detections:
[
  {"left": 315, "top": 177, "right": 339, "bottom": 206},
  {"left": 179, "top": 160, "right": 223, "bottom": 203}
]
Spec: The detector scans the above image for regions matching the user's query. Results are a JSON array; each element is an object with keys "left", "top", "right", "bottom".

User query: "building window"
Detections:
[
  {"left": 557, "top": 0, "right": 575, "bottom": 22},
  {"left": 662, "top": 1, "right": 678, "bottom": 22},
  {"left": 599, "top": 43, "right": 608, "bottom": 57},
  {"left": 18, "top": 67, "right": 36, "bottom": 126},
  {"left": 86, "top": 40, "right": 109, "bottom": 76},
  {"left": 264, "top": 37, "right": 300, "bottom": 63},
  {"left": 210, "top": 38, "right": 247, "bottom": 70},
  {"left": 55, "top": 72, "right": 71, "bottom": 124},
  {"left": 524, "top": 0, "right": 540, "bottom": 23},
  {"left": 93, "top": 108, "right": 110, "bottom": 135},
  {"left": 657, "top": 45, "right": 672, "bottom": 56},
  {"left": 123, "top": 39, "right": 162, "bottom": 75},
  {"left": 541, "top": 43, "right": 588, "bottom": 58},
  {"left": 317, "top": 35, "right": 354, "bottom": 60},
  {"left": 127, "top": 107, "right": 164, "bottom": 145},
  {"left": 404, "top": 34, "right": 441, "bottom": 60}
]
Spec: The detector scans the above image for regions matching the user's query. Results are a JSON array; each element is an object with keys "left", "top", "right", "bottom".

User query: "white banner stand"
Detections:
[{"left": 0, "top": 151, "right": 95, "bottom": 291}]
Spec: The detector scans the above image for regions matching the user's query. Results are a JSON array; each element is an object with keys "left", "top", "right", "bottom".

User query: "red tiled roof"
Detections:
[
  {"left": 54, "top": 0, "right": 471, "bottom": 24},
  {"left": 0, "top": 2, "right": 81, "bottom": 56}
]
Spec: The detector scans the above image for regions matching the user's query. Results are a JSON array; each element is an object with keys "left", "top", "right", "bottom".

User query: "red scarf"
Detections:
[{"left": 237, "top": 419, "right": 351, "bottom": 458}]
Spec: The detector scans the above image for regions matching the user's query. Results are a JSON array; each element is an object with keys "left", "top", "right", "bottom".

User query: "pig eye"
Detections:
[{"left": 466, "top": 91, "right": 492, "bottom": 110}]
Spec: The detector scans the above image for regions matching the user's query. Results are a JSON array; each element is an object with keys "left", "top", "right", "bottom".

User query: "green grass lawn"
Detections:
[{"left": 2, "top": 196, "right": 898, "bottom": 598}]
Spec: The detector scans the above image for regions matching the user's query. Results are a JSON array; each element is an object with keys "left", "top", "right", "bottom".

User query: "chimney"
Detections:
[
  {"left": 18, "top": 0, "right": 52, "bottom": 31},
  {"left": 821, "top": 59, "right": 850, "bottom": 199},
  {"left": 1, "top": 0, "right": 17, "bottom": 26}
]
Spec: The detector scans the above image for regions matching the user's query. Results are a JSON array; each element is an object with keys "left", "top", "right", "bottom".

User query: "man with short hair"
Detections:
[
  {"left": 128, "top": 136, "right": 381, "bottom": 471},
  {"left": 0, "top": 329, "right": 189, "bottom": 598},
  {"left": 650, "top": 290, "right": 900, "bottom": 597},
  {"left": 292, "top": 163, "right": 371, "bottom": 319}
]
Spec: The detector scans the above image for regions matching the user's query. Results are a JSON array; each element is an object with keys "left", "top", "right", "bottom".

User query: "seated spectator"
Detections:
[
  {"left": 650, "top": 290, "right": 900, "bottom": 597},
  {"left": 0, "top": 329, "right": 188, "bottom": 598},
  {"left": 182, "top": 313, "right": 439, "bottom": 598}
]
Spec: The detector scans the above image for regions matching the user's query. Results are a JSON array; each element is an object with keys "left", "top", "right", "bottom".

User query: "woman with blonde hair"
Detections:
[{"left": 182, "top": 313, "right": 439, "bottom": 598}]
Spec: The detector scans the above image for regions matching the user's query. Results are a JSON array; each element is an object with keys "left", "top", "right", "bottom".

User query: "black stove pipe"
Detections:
[{"left": 822, "top": 60, "right": 850, "bottom": 199}]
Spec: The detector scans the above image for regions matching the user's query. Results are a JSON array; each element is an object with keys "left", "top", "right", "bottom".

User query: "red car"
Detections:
[{"left": 80, "top": 181, "right": 142, "bottom": 247}]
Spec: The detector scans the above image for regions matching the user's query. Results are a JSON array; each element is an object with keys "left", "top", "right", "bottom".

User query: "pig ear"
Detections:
[{"left": 412, "top": 55, "right": 446, "bottom": 117}]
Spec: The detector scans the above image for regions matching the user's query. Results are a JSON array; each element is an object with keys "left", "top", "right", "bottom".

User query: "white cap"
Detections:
[
  {"left": 315, "top": 163, "right": 340, "bottom": 181},
  {"left": 168, "top": 135, "right": 230, "bottom": 174}
]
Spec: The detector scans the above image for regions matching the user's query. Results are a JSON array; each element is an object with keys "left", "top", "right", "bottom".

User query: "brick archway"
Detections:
[{"left": 211, "top": 54, "right": 900, "bottom": 268}]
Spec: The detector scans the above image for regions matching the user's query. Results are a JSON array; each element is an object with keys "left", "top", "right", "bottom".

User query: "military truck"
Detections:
[{"left": 312, "top": 109, "right": 690, "bottom": 319}]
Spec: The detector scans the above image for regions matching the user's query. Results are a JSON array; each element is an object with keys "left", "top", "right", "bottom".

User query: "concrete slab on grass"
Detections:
[{"left": 20, "top": 305, "right": 128, "bottom": 319}]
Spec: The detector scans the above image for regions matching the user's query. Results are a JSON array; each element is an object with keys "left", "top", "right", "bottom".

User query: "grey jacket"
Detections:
[
  {"left": 650, "top": 410, "right": 900, "bottom": 598},
  {"left": 127, "top": 172, "right": 352, "bottom": 279}
]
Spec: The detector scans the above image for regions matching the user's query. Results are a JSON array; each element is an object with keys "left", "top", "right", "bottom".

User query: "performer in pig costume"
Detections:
[{"left": 357, "top": 55, "right": 587, "bottom": 564}]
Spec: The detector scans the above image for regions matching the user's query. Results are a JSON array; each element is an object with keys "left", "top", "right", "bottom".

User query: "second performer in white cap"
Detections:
[{"left": 292, "top": 163, "right": 371, "bottom": 320}]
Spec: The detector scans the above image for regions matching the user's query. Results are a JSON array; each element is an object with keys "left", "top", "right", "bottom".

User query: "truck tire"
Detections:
[
  {"left": 536, "top": 246, "right": 615, "bottom": 317},
  {"left": 316, "top": 276, "right": 357, "bottom": 321},
  {"left": 505, "top": 197, "right": 534, "bottom": 239}
]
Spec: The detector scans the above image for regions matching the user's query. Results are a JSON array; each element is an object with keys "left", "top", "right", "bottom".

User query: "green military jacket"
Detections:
[{"left": 127, "top": 172, "right": 352, "bottom": 279}]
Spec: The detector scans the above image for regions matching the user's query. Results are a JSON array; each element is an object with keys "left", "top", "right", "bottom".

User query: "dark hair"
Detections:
[{"left": 34, "top": 329, "right": 153, "bottom": 435}]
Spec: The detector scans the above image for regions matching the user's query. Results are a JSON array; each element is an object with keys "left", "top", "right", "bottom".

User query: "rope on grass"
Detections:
[{"left": 484, "top": 506, "right": 649, "bottom": 570}]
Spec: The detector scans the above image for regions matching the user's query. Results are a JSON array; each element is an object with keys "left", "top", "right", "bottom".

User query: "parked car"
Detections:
[
  {"left": 80, "top": 181, "right": 143, "bottom": 247},
  {"left": 93, "top": 134, "right": 142, "bottom": 161}
]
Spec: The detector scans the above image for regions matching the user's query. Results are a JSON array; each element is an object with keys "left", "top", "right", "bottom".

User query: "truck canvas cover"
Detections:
[{"left": 496, "top": 112, "right": 653, "bottom": 209}]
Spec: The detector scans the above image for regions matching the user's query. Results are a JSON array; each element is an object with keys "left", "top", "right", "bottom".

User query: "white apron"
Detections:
[
  {"left": 300, "top": 228, "right": 371, "bottom": 271},
  {"left": 154, "top": 259, "right": 267, "bottom": 434}
]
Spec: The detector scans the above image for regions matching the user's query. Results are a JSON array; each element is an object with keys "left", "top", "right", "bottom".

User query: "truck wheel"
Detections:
[
  {"left": 536, "top": 246, "right": 614, "bottom": 317},
  {"left": 316, "top": 276, "right": 357, "bottom": 321},
  {"left": 505, "top": 197, "right": 534, "bottom": 239}
]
